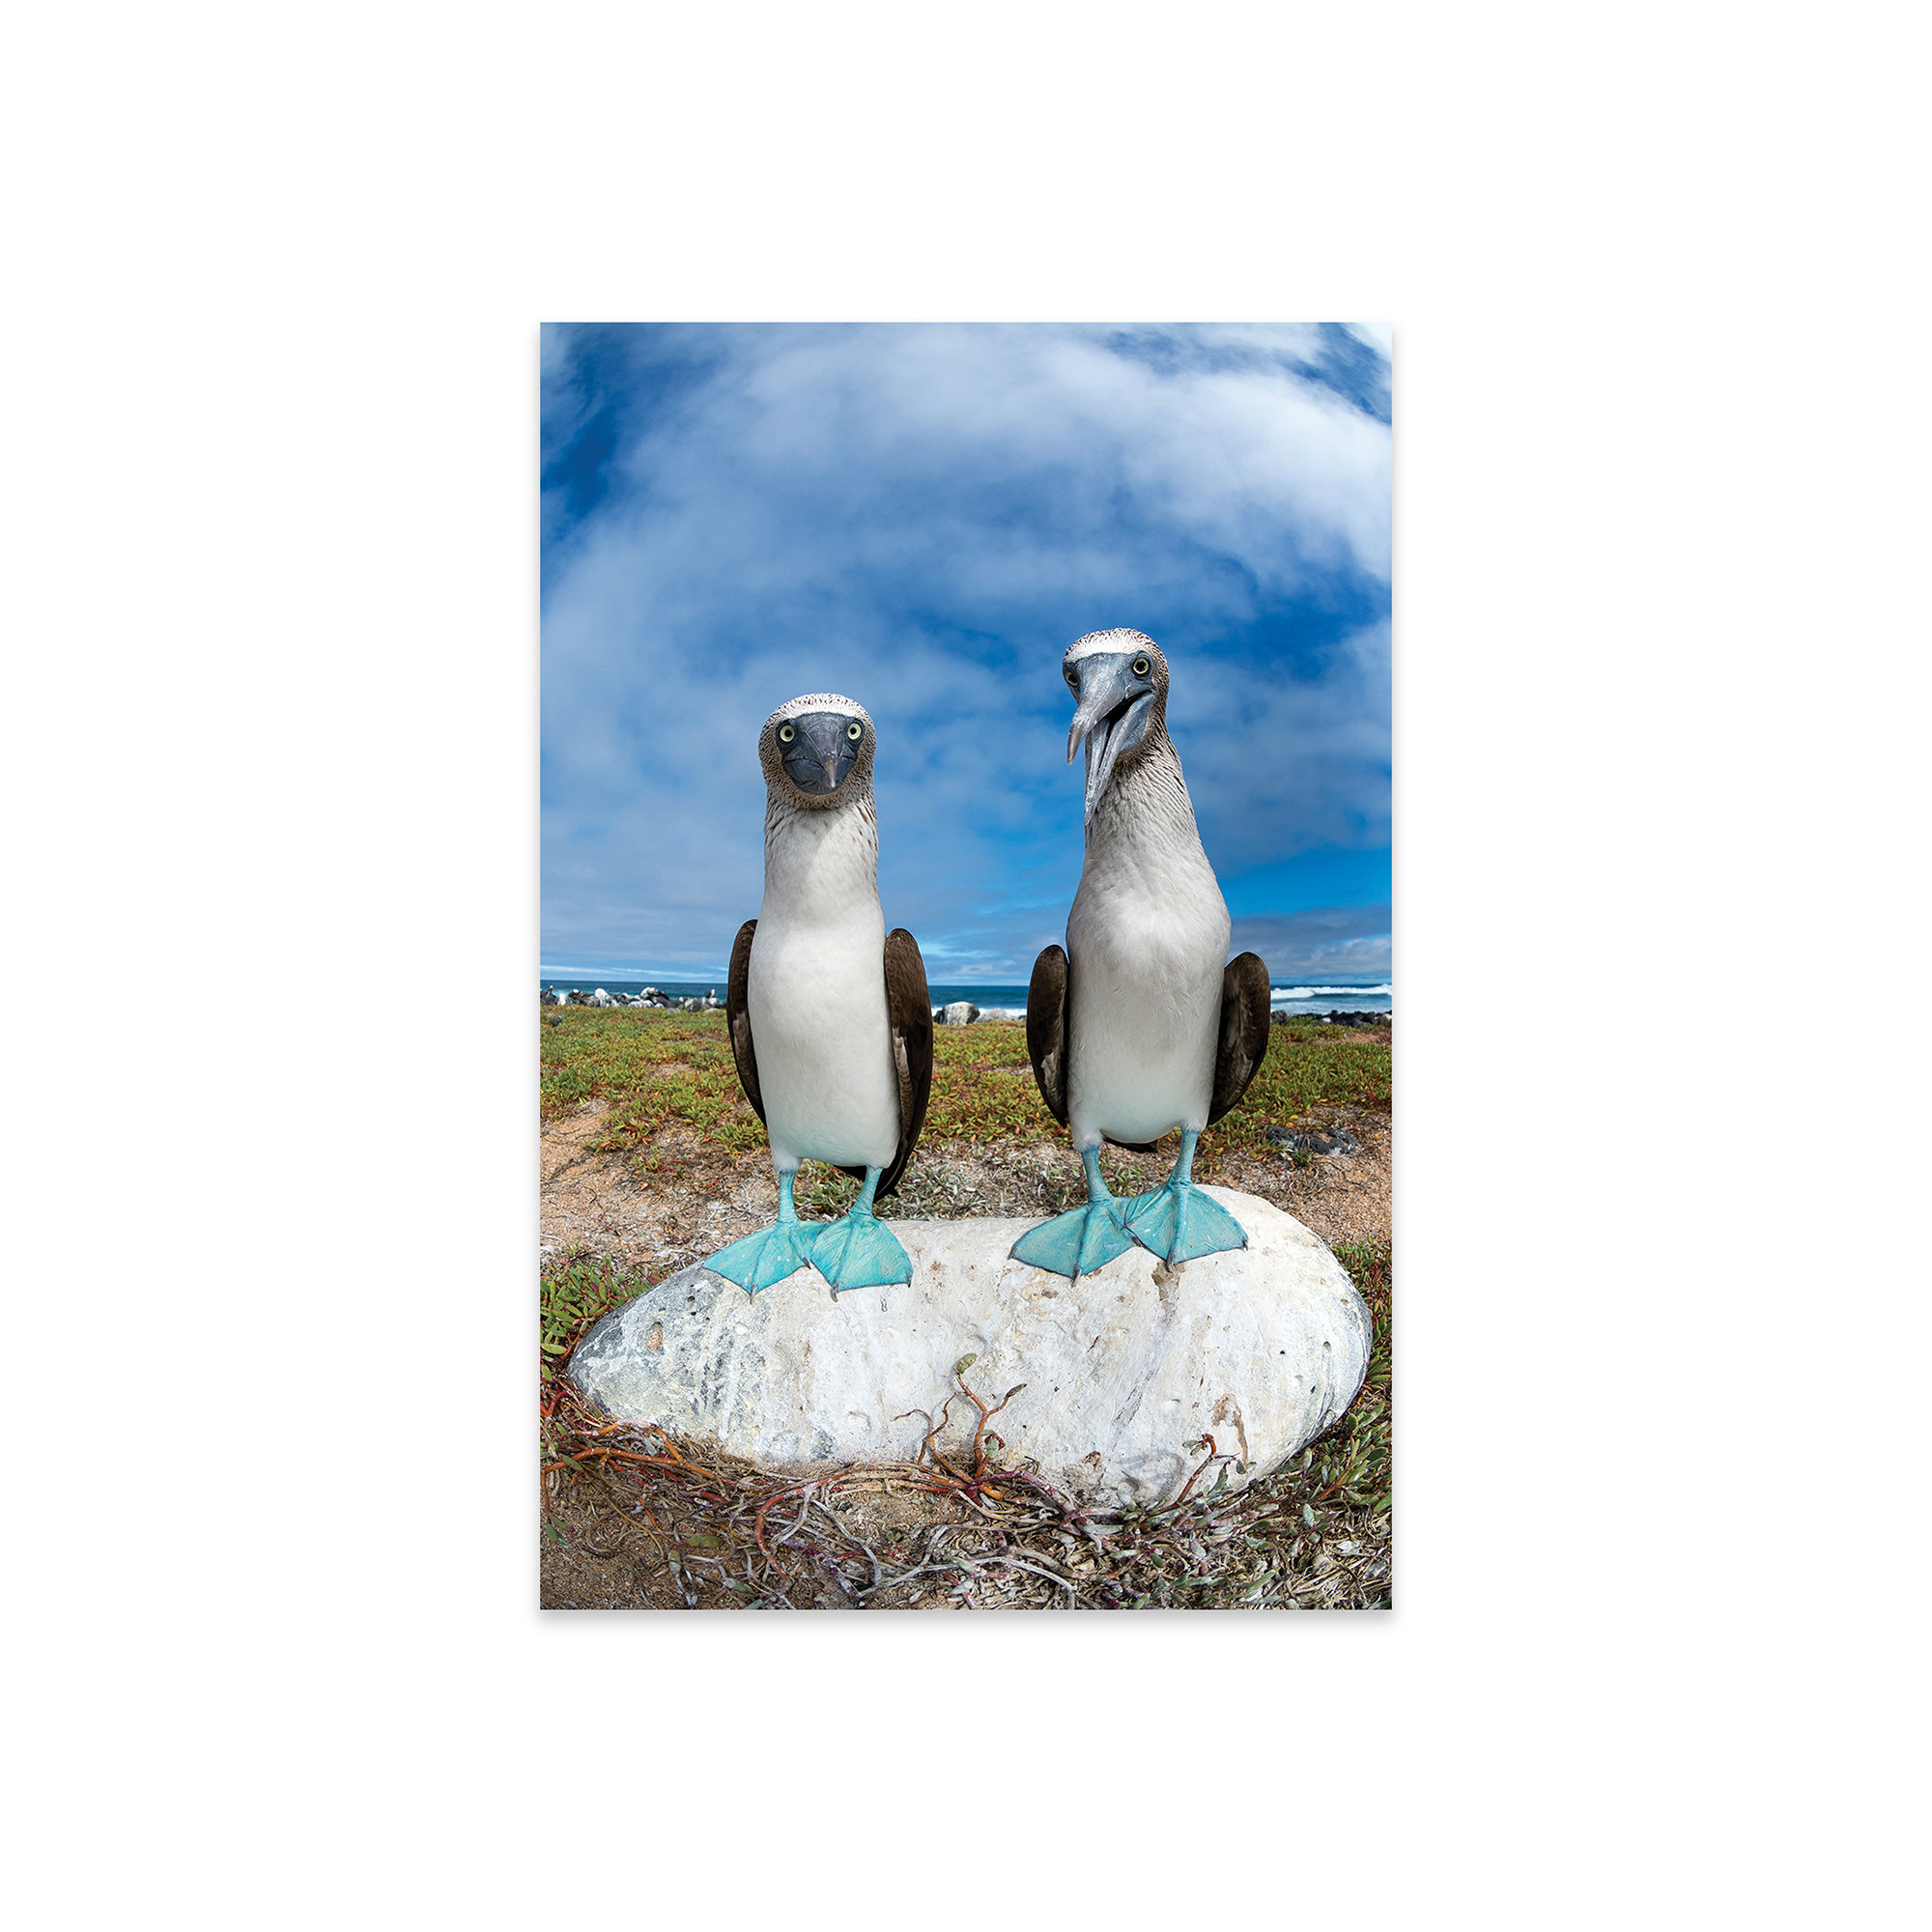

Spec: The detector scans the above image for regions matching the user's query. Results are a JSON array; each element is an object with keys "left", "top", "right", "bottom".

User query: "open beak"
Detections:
[{"left": 1066, "top": 656, "right": 1153, "bottom": 824}]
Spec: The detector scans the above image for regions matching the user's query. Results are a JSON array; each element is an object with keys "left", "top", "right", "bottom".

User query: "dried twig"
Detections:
[{"left": 540, "top": 1350, "right": 1389, "bottom": 1612}]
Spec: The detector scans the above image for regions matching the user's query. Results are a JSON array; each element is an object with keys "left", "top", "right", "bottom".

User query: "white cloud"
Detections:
[
  {"left": 1229, "top": 907, "right": 1393, "bottom": 978},
  {"left": 542, "top": 324, "right": 1390, "bottom": 978}
]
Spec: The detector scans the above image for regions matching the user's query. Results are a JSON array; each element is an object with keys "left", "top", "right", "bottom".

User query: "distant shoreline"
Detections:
[{"left": 541, "top": 980, "right": 1393, "bottom": 1023}]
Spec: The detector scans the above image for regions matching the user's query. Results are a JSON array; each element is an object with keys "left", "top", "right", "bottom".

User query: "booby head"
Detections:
[
  {"left": 1062, "top": 628, "right": 1169, "bottom": 822},
  {"left": 758, "top": 692, "right": 877, "bottom": 810}
]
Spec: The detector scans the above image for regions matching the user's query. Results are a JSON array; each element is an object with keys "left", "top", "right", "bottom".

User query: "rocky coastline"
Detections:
[
  {"left": 544, "top": 985, "right": 1390, "bottom": 1029},
  {"left": 544, "top": 984, "right": 724, "bottom": 1012}
]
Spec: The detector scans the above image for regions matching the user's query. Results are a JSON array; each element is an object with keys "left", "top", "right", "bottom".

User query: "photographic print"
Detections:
[{"left": 540, "top": 324, "right": 1391, "bottom": 1609}]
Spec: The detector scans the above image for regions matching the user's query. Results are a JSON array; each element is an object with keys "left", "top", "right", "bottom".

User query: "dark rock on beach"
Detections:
[
  {"left": 1270, "top": 1009, "right": 1392, "bottom": 1028},
  {"left": 1264, "top": 1125, "right": 1361, "bottom": 1158},
  {"left": 935, "top": 1001, "right": 981, "bottom": 1026},
  {"left": 542, "top": 985, "right": 716, "bottom": 1010}
]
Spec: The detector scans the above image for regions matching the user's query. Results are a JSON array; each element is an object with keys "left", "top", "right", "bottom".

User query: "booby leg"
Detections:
[
  {"left": 1122, "top": 1130, "right": 1247, "bottom": 1264},
  {"left": 1009, "top": 1145, "right": 1135, "bottom": 1280},
  {"left": 809, "top": 1167, "right": 913, "bottom": 1293},
  {"left": 702, "top": 1169, "right": 818, "bottom": 1293}
]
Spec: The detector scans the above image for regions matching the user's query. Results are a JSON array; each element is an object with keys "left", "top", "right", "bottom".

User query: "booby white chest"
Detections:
[
  {"left": 1064, "top": 749, "right": 1231, "bottom": 1149},
  {"left": 746, "top": 800, "right": 901, "bottom": 1174}
]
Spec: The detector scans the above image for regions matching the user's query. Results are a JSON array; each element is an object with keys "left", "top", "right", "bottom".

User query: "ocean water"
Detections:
[
  {"left": 539, "top": 973, "right": 1391, "bottom": 1017},
  {"left": 1258, "top": 977, "right": 1392, "bottom": 1016}
]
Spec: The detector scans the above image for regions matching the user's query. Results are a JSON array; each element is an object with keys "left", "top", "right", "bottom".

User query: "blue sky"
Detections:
[{"left": 541, "top": 324, "right": 1390, "bottom": 983}]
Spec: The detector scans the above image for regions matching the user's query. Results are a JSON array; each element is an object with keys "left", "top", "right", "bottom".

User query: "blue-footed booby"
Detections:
[
  {"left": 703, "top": 695, "right": 932, "bottom": 1295},
  {"left": 1012, "top": 630, "right": 1270, "bottom": 1280}
]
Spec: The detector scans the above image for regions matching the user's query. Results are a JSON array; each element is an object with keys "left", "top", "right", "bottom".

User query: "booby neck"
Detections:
[
  {"left": 1083, "top": 728, "right": 1212, "bottom": 878},
  {"left": 760, "top": 785, "right": 882, "bottom": 924}
]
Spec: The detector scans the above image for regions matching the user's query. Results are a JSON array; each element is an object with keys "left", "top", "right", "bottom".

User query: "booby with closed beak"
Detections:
[
  {"left": 1012, "top": 630, "right": 1270, "bottom": 1279},
  {"left": 703, "top": 695, "right": 932, "bottom": 1294}
]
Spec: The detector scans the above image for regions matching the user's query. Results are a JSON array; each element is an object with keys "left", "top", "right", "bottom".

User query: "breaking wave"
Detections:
[{"left": 1270, "top": 983, "right": 1393, "bottom": 1001}]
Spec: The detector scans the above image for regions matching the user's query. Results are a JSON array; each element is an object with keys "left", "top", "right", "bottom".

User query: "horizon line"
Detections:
[{"left": 538, "top": 966, "right": 1395, "bottom": 985}]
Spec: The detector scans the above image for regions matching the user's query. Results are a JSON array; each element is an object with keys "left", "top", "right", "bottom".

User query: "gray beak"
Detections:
[
  {"left": 781, "top": 714, "right": 861, "bottom": 794},
  {"left": 1066, "top": 654, "right": 1154, "bottom": 823}
]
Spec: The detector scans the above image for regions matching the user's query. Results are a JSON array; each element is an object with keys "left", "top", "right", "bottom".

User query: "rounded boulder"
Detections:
[{"left": 566, "top": 1188, "right": 1372, "bottom": 1507}]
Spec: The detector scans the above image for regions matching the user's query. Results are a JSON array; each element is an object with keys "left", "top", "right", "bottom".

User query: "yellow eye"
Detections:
[
  {"left": 778, "top": 723, "right": 795, "bottom": 743},
  {"left": 846, "top": 722, "right": 862, "bottom": 741},
  {"left": 1132, "top": 656, "right": 1151, "bottom": 676}
]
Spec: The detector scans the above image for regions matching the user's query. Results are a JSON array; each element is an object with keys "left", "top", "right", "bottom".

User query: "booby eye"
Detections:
[
  {"left": 846, "top": 721, "right": 863, "bottom": 742},
  {"left": 1132, "top": 656, "right": 1151, "bottom": 676},
  {"left": 778, "top": 723, "right": 795, "bottom": 743}
]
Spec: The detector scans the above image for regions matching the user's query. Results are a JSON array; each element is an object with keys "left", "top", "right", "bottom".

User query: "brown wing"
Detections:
[
  {"left": 1208, "top": 952, "right": 1271, "bottom": 1124},
  {"left": 725, "top": 919, "right": 763, "bottom": 1124},
  {"left": 1025, "top": 945, "right": 1069, "bottom": 1127},
  {"left": 874, "top": 927, "right": 933, "bottom": 1200}
]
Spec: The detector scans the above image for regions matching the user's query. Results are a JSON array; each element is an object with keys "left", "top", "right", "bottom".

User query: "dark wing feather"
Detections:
[
  {"left": 1025, "top": 946, "right": 1069, "bottom": 1127},
  {"left": 725, "top": 920, "right": 764, "bottom": 1124},
  {"left": 875, "top": 928, "right": 933, "bottom": 1200},
  {"left": 1208, "top": 952, "right": 1271, "bottom": 1124}
]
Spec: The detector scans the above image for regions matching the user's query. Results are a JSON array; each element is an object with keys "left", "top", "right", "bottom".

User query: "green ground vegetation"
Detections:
[
  {"left": 541, "top": 1009, "right": 764, "bottom": 1150},
  {"left": 540, "top": 1006, "right": 1389, "bottom": 1168},
  {"left": 1324, "top": 1241, "right": 1392, "bottom": 1516}
]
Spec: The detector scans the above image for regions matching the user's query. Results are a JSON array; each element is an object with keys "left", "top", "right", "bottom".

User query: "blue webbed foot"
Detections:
[
  {"left": 702, "top": 1218, "right": 817, "bottom": 1293},
  {"left": 810, "top": 1211, "right": 912, "bottom": 1293},
  {"left": 1122, "top": 1130, "right": 1247, "bottom": 1264},
  {"left": 1009, "top": 1146, "right": 1134, "bottom": 1280},
  {"left": 810, "top": 1167, "right": 912, "bottom": 1294},
  {"left": 1122, "top": 1181, "right": 1247, "bottom": 1263},
  {"left": 702, "top": 1169, "right": 817, "bottom": 1293},
  {"left": 1010, "top": 1198, "right": 1135, "bottom": 1280}
]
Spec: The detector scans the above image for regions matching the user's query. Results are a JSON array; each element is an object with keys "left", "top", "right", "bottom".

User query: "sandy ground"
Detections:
[{"left": 538, "top": 1455, "right": 1390, "bottom": 1613}]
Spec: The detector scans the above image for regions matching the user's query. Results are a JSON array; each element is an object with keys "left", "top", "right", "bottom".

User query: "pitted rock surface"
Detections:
[{"left": 566, "top": 1187, "right": 1371, "bottom": 1507}]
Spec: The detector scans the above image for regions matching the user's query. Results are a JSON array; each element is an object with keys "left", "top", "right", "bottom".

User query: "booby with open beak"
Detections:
[
  {"left": 702, "top": 694, "right": 932, "bottom": 1295},
  {"left": 1012, "top": 630, "right": 1270, "bottom": 1279}
]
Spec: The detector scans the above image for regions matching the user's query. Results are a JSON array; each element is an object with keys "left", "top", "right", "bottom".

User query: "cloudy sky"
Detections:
[{"left": 541, "top": 324, "right": 1390, "bottom": 985}]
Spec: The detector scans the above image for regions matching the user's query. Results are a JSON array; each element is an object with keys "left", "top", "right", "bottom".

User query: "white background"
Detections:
[{"left": 6, "top": 3, "right": 1924, "bottom": 1926}]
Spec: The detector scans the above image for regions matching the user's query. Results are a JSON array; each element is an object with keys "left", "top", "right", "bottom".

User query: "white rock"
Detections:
[{"left": 566, "top": 1187, "right": 1371, "bottom": 1507}]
